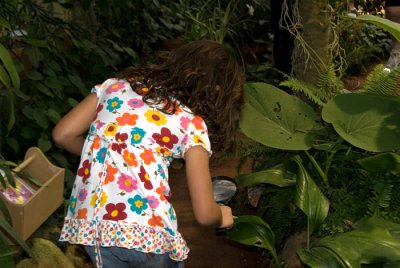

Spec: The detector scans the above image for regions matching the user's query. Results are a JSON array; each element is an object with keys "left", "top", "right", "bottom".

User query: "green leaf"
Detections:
[
  {"left": 0, "top": 16, "right": 11, "bottom": 30},
  {"left": 0, "top": 199, "right": 13, "bottom": 225},
  {"left": 26, "top": 69, "right": 44, "bottom": 81},
  {"left": 38, "top": 138, "right": 51, "bottom": 152},
  {"left": 44, "top": 77, "right": 62, "bottom": 90},
  {"left": 322, "top": 93, "right": 400, "bottom": 152},
  {"left": 292, "top": 155, "right": 329, "bottom": 234},
  {"left": 0, "top": 218, "right": 34, "bottom": 258},
  {"left": 67, "top": 97, "right": 79, "bottom": 107},
  {"left": 240, "top": 82, "right": 318, "bottom": 151},
  {"left": 32, "top": 112, "right": 49, "bottom": 130},
  {"left": 357, "top": 153, "right": 400, "bottom": 174},
  {"left": 0, "top": 43, "right": 20, "bottom": 89},
  {"left": 226, "top": 215, "right": 279, "bottom": 265},
  {"left": 298, "top": 217, "right": 400, "bottom": 267},
  {"left": 0, "top": 64, "right": 11, "bottom": 88},
  {"left": 5, "top": 88, "right": 15, "bottom": 132},
  {"left": 19, "top": 38, "right": 47, "bottom": 47},
  {"left": 351, "top": 15, "right": 400, "bottom": 41},
  {"left": 68, "top": 74, "right": 88, "bottom": 96},
  {"left": 47, "top": 108, "right": 61, "bottom": 123},
  {"left": 0, "top": 234, "right": 15, "bottom": 268},
  {"left": 6, "top": 138, "right": 19, "bottom": 153},
  {"left": 236, "top": 164, "right": 296, "bottom": 188},
  {"left": 36, "top": 83, "right": 54, "bottom": 97}
]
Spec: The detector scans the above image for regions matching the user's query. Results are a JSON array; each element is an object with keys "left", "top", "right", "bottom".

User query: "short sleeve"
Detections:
[
  {"left": 180, "top": 116, "right": 212, "bottom": 158},
  {"left": 90, "top": 78, "right": 119, "bottom": 98}
]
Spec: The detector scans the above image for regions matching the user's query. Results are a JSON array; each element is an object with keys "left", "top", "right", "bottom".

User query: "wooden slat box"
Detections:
[{"left": 0, "top": 147, "right": 65, "bottom": 243}]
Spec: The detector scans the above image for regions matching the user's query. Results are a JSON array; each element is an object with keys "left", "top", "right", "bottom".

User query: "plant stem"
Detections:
[
  {"left": 307, "top": 216, "right": 310, "bottom": 250},
  {"left": 304, "top": 151, "right": 330, "bottom": 188}
]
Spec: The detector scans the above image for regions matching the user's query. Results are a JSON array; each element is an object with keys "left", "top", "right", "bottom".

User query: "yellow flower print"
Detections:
[
  {"left": 100, "top": 192, "right": 108, "bottom": 207},
  {"left": 89, "top": 191, "right": 108, "bottom": 207},
  {"left": 144, "top": 110, "right": 167, "bottom": 126},
  {"left": 104, "top": 123, "right": 118, "bottom": 136},
  {"left": 193, "top": 135, "right": 204, "bottom": 145},
  {"left": 90, "top": 194, "right": 97, "bottom": 207}
]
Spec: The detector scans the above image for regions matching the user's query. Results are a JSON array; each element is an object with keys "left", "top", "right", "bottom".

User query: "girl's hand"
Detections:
[{"left": 218, "top": 205, "right": 234, "bottom": 229}]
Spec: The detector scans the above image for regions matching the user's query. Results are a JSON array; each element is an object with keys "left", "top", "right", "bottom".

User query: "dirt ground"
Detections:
[{"left": 169, "top": 158, "right": 267, "bottom": 268}]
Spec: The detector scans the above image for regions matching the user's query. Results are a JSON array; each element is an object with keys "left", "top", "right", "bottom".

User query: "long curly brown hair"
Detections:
[{"left": 122, "top": 40, "right": 245, "bottom": 153}]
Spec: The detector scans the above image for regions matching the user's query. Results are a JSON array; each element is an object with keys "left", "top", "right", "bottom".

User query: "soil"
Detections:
[{"left": 168, "top": 158, "right": 268, "bottom": 268}]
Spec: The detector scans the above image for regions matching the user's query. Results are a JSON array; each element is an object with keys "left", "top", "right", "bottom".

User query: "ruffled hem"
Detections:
[{"left": 59, "top": 219, "right": 189, "bottom": 261}]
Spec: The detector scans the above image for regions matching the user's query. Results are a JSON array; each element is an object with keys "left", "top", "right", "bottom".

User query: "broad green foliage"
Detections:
[
  {"left": 240, "top": 83, "right": 318, "bottom": 151},
  {"left": 233, "top": 78, "right": 400, "bottom": 266},
  {"left": 352, "top": 15, "right": 400, "bottom": 41},
  {"left": 322, "top": 93, "right": 400, "bottom": 152},
  {"left": 298, "top": 218, "right": 400, "bottom": 267},
  {"left": 291, "top": 155, "right": 329, "bottom": 235},
  {"left": 357, "top": 153, "right": 400, "bottom": 174},
  {"left": 226, "top": 215, "right": 279, "bottom": 266},
  {"left": 236, "top": 163, "right": 296, "bottom": 188}
]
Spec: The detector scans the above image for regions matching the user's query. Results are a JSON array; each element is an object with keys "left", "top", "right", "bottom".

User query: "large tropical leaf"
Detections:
[
  {"left": 236, "top": 163, "right": 296, "bottom": 188},
  {"left": 322, "top": 93, "right": 400, "bottom": 152},
  {"left": 226, "top": 215, "right": 279, "bottom": 265},
  {"left": 351, "top": 15, "right": 400, "bottom": 41},
  {"left": 240, "top": 82, "right": 318, "bottom": 150},
  {"left": 357, "top": 153, "right": 400, "bottom": 174},
  {"left": 291, "top": 155, "right": 329, "bottom": 235},
  {"left": 0, "top": 43, "right": 20, "bottom": 89},
  {"left": 298, "top": 217, "right": 400, "bottom": 267}
]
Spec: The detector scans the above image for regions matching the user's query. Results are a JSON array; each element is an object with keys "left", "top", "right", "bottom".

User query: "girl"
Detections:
[{"left": 53, "top": 40, "right": 245, "bottom": 268}]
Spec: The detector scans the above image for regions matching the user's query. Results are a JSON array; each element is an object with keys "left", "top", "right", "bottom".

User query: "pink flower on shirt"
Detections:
[
  {"left": 117, "top": 173, "right": 138, "bottom": 193},
  {"left": 106, "top": 82, "right": 125, "bottom": 93},
  {"left": 128, "top": 98, "right": 144, "bottom": 108},
  {"left": 180, "top": 116, "right": 190, "bottom": 129}
]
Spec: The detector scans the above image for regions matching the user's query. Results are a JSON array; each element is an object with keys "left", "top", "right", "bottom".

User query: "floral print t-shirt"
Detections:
[{"left": 59, "top": 78, "right": 211, "bottom": 266}]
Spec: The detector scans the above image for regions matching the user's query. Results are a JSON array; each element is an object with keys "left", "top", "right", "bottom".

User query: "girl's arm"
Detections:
[
  {"left": 184, "top": 146, "right": 234, "bottom": 228},
  {"left": 52, "top": 93, "right": 98, "bottom": 155}
]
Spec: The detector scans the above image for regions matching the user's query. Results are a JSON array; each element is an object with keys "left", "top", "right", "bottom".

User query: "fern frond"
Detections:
[
  {"left": 367, "top": 179, "right": 393, "bottom": 217},
  {"left": 280, "top": 79, "right": 325, "bottom": 106},
  {"left": 317, "top": 64, "right": 344, "bottom": 100},
  {"left": 362, "top": 64, "right": 400, "bottom": 96}
]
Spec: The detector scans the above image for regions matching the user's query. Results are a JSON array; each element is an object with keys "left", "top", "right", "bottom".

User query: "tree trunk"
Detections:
[{"left": 292, "top": 0, "right": 331, "bottom": 84}]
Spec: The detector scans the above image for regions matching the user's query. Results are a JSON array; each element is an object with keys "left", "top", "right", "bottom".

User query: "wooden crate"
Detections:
[{"left": 0, "top": 147, "right": 65, "bottom": 243}]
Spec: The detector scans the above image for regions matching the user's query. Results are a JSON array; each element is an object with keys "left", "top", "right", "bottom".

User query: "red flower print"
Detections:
[
  {"left": 139, "top": 165, "right": 153, "bottom": 190},
  {"left": 116, "top": 133, "right": 128, "bottom": 142},
  {"left": 111, "top": 143, "right": 127, "bottom": 154},
  {"left": 77, "top": 208, "right": 87, "bottom": 220},
  {"left": 152, "top": 127, "right": 178, "bottom": 149},
  {"left": 191, "top": 116, "right": 205, "bottom": 130},
  {"left": 140, "top": 149, "right": 155, "bottom": 165},
  {"left": 148, "top": 213, "right": 164, "bottom": 227},
  {"left": 123, "top": 150, "right": 138, "bottom": 167},
  {"left": 103, "top": 202, "right": 127, "bottom": 221},
  {"left": 95, "top": 104, "right": 104, "bottom": 119},
  {"left": 116, "top": 113, "right": 138, "bottom": 126},
  {"left": 77, "top": 160, "right": 91, "bottom": 183},
  {"left": 111, "top": 133, "right": 128, "bottom": 153},
  {"left": 104, "top": 164, "right": 118, "bottom": 185}
]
